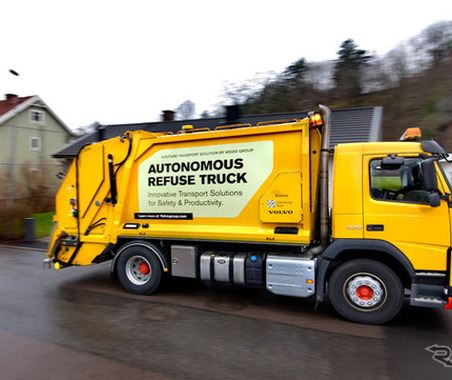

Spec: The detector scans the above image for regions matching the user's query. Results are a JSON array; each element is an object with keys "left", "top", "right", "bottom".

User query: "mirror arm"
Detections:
[{"left": 439, "top": 192, "right": 452, "bottom": 207}]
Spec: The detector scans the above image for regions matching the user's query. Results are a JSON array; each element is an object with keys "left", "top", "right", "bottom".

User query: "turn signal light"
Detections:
[{"left": 309, "top": 112, "right": 324, "bottom": 129}]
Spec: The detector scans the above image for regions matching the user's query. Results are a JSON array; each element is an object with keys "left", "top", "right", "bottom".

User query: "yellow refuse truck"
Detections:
[{"left": 45, "top": 105, "right": 452, "bottom": 324}]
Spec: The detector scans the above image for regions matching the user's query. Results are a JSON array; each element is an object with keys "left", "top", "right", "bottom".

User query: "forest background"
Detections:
[{"left": 214, "top": 21, "right": 452, "bottom": 147}]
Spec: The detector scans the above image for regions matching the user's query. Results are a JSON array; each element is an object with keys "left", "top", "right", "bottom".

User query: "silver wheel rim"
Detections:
[
  {"left": 125, "top": 255, "right": 152, "bottom": 285},
  {"left": 343, "top": 272, "right": 386, "bottom": 311}
]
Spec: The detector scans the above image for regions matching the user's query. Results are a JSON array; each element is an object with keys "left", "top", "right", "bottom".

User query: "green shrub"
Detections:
[
  {"left": 0, "top": 204, "right": 33, "bottom": 241},
  {"left": 33, "top": 212, "right": 54, "bottom": 238}
]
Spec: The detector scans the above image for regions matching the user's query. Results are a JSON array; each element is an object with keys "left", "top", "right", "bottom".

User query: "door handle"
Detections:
[{"left": 367, "top": 224, "right": 384, "bottom": 231}]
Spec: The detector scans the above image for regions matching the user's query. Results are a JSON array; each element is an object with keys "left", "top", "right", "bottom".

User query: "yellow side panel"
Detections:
[
  {"left": 332, "top": 145, "right": 365, "bottom": 239},
  {"left": 391, "top": 242, "right": 447, "bottom": 270},
  {"left": 55, "top": 162, "right": 78, "bottom": 232},
  {"left": 333, "top": 215, "right": 364, "bottom": 239},
  {"left": 78, "top": 144, "right": 105, "bottom": 217},
  {"left": 72, "top": 242, "right": 108, "bottom": 266},
  {"left": 332, "top": 145, "right": 364, "bottom": 219},
  {"left": 259, "top": 172, "right": 302, "bottom": 223},
  {"left": 53, "top": 242, "right": 108, "bottom": 266}
]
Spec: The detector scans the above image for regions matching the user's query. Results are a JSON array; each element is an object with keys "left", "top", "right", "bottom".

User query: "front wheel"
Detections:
[
  {"left": 116, "top": 245, "right": 163, "bottom": 295},
  {"left": 328, "top": 259, "right": 404, "bottom": 324}
]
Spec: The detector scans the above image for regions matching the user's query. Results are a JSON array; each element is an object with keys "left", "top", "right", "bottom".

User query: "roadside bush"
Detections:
[
  {"left": 19, "top": 162, "right": 57, "bottom": 213},
  {"left": 0, "top": 204, "right": 32, "bottom": 241}
]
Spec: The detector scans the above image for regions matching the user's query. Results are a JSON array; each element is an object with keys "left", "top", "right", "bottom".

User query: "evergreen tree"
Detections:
[
  {"left": 282, "top": 58, "right": 308, "bottom": 82},
  {"left": 334, "top": 39, "right": 371, "bottom": 99}
]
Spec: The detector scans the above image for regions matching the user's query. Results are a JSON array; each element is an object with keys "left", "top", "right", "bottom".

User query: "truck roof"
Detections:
[
  {"left": 336, "top": 141, "right": 424, "bottom": 156},
  {"left": 54, "top": 106, "right": 383, "bottom": 158}
]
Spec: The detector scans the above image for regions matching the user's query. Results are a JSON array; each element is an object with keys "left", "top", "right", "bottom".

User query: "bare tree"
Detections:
[
  {"left": 420, "top": 21, "right": 452, "bottom": 64},
  {"left": 74, "top": 121, "right": 100, "bottom": 137},
  {"left": 305, "top": 61, "right": 335, "bottom": 91},
  {"left": 222, "top": 72, "right": 277, "bottom": 106},
  {"left": 384, "top": 45, "right": 411, "bottom": 86},
  {"left": 175, "top": 100, "right": 196, "bottom": 120}
]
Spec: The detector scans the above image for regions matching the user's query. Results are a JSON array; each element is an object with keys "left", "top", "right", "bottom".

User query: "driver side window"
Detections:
[{"left": 370, "top": 158, "right": 430, "bottom": 204}]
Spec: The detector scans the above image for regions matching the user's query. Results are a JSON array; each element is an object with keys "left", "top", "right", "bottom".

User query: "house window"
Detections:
[
  {"left": 30, "top": 137, "right": 41, "bottom": 151},
  {"left": 30, "top": 110, "right": 45, "bottom": 124}
]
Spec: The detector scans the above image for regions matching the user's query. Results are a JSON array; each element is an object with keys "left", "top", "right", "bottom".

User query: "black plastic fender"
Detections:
[{"left": 315, "top": 239, "right": 416, "bottom": 302}]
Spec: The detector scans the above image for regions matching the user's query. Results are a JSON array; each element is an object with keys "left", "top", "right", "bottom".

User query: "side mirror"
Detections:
[
  {"left": 422, "top": 158, "right": 442, "bottom": 207},
  {"left": 428, "top": 192, "right": 441, "bottom": 207},
  {"left": 421, "top": 158, "right": 438, "bottom": 191},
  {"left": 382, "top": 155, "right": 405, "bottom": 170}
]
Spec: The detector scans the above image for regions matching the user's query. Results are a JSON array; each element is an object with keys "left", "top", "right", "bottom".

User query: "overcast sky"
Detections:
[{"left": 1, "top": 0, "right": 451, "bottom": 130}]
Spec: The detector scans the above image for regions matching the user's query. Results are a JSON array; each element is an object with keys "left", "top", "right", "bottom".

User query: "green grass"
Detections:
[{"left": 33, "top": 212, "right": 54, "bottom": 238}]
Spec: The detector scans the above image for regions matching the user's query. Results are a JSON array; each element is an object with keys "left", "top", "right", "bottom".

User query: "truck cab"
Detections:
[{"left": 317, "top": 136, "right": 452, "bottom": 323}]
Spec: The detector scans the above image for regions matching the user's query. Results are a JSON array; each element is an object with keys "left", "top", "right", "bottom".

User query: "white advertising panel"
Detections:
[{"left": 138, "top": 141, "right": 273, "bottom": 219}]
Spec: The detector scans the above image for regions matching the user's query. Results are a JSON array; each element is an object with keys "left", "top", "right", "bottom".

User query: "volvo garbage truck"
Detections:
[{"left": 45, "top": 105, "right": 452, "bottom": 324}]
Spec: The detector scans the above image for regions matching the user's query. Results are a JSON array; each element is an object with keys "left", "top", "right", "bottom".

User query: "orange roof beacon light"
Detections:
[
  {"left": 308, "top": 111, "right": 324, "bottom": 129},
  {"left": 400, "top": 127, "right": 422, "bottom": 141}
]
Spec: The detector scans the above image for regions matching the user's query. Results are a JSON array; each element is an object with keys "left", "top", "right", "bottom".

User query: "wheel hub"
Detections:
[
  {"left": 139, "top": 262, "right": 150, "bottom": 275},
  {"left": 346, "top": 275, "right": 385, "bottom": 309},
  {"left": 356, "top": 285, "right": 374, "bottom": 301},
  {"left": 126, "top": 255, "right": 152, "bottom": 285}
]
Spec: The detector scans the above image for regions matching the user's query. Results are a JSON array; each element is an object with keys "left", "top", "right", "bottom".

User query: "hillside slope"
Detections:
[{"left": 358, "top": 59, "right": 452, "bottom": 148}]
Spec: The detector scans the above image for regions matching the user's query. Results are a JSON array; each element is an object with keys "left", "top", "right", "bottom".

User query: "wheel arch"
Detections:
[
  {"left": 316, "top": 239, "right": 416, "bottom": 302},
  {"left": 111, "top": 239, "right": 170, "bottom": 277}
]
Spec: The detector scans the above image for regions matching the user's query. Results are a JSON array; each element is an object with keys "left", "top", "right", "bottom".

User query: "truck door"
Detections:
[{"left": 363, "top": 155, "right": 450, "bottom": 271}]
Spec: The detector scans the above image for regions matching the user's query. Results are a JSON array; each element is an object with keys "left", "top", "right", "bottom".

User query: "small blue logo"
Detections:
[{"left": 267, "top": 200, "right": 275, "bottom": 208}]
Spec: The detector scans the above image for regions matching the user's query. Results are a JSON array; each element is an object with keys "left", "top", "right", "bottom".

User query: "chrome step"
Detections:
[{"left": 411, "top": 296, "right": 446, "bottom": 308}]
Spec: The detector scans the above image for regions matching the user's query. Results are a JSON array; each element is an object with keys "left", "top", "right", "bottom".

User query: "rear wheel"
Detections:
[
  {"left": 328, "top": 259, "right": 404, "bottom": 324},
  {"left": 117, "top": 245, "right": 163, "bottom": 295}
]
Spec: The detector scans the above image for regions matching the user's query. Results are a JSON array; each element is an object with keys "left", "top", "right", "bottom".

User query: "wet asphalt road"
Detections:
[{"left": 0, "top": 246, "right": 451, "bottom": 380}]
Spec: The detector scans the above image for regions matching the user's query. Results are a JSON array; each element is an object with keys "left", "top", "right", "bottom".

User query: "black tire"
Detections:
[
  {"left": 328, "top": 259, "right": 404, "bottom": 324},
  {"left": 116, "top": 245, "right": 163, "bottom": 295}
]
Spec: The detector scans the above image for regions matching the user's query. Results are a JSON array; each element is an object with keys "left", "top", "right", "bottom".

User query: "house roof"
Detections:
[
  {"left": 0, "top": 94, "right": 74, "bottom": 136},
  {"left": 0, "top": 95, "right": 34, "bottom": 119},
  {"left": 53, "top": 106, "right": 383, "bottom": 158}
]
